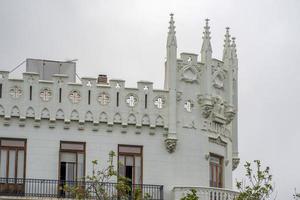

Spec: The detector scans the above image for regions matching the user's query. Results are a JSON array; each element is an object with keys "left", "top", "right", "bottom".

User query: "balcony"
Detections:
[
  {"left": 173, "top": 186, "right": 238, "bottom": 200},
  {"left": 0, "top": 178, "right": 163, "bottom": 200}
]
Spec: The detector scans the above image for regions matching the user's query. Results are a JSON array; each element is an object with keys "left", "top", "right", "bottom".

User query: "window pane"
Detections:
[
  {"left": 77, "top": 153, "right": 84, "bottom": 180},
  {"left": 66, "top": 163, "right": 76, "bottom": 181},
  {"left": 119, "top": 146, "right": 141, "bottom": 154},
  {"left": 1, "top": 140, "right": 25, "bottom": 147},
  {"left": 17, "top": 150, "right": 24, "bottom": 179},
  {"left": 210, "top": 156, "right": 220, "bottom": 165},
  {"left": 8, "top": 150, "right": 16, "bottom": 179},
  {"left": 125, "top": 156, "right": 133, "bottom": 166},
  {"left": 119, "top": 156, "right": 125, "bottom": 177},
  {"left": 135, "top": 156, "right": 142, "bottom": 184},
  {"left": 0, "top": 150, "right": 7, "bottom": 178},
  {"left": 61, "top": 152, "right": 76, "bottom": 162},
  {"left": 61, "top": 143, "right": 84, "bottom": 151}
]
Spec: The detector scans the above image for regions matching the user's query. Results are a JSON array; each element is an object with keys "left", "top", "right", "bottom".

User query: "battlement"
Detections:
[{"left": 0, "top": 70, "right": 169, "bottom": 130}]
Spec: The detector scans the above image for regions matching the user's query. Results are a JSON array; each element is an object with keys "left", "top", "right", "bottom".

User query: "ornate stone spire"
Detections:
[
  {"left": 165, "top": 13, "right": 178, "bottom": 153},
  {"left": 222, "top": 27, "right": 231, "bottom": 61},
  {"left": 167, "top": 13, "right": 177, "bottom": 47},
  {"left": 201, "top": 19, "right": 212, "bottom": 63}
]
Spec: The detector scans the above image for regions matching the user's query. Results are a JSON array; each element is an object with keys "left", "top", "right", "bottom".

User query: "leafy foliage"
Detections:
[
  {"left": 236, "top": 160, "right": 274, "bottom": 200},
  {"left": 180, "top": 189, "right": 199, "bottom": 200},
  {"left": 64, "top": 150, "right": 150, "bottom": 200}
]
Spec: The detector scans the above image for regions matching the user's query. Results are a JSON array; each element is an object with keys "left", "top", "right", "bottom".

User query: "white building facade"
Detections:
[{"left": 0, "top": 15, "right": 239, "bottom": 200}]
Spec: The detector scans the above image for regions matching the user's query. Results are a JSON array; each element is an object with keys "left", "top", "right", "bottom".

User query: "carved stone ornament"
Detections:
[
  {"left": 180, "top": 65, "right": 199, "bottom": 83},
  {"left": 164, "top": 138, "right": 177, "bottom": 153},
  {"left": 225, "top": 105, "right": 236, "bottom": 124},
  {"left": 126, "top": 93, "right": 138, "bottom": 107},
  {"left": 69, "top": 90, "right": 81, "bottom": 104},
  {"left": 232, "top": 157, "right": 240, "bottom": 171},
  {"left": 98, "top": 92, "right": 110, "bottom": 105},
  {"left": 212, "top": 70, "right": 226, "bottom": 89},
  {"left": 9, "top": 86, "right": 23, "bottom": 99},
  {"left": 211, "top": 97, "right": 227, "bottom": 124},
  {"left": 154, "top": 96, "right": 166, "bottom": 109},
  {"left": 197, "top": 95, "right": 213, "bottom": 118},
  {"left": 209, "top": 136, "right": 227, "bottom": 147},
  {"left": 40, "top": 88, "right": 52, "bottom": 102}
]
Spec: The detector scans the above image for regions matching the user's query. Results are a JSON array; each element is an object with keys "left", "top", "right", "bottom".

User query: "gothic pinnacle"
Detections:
[
  {"left": 223, "top": 27, "right": 231, "bottom": 61},
  {"left": 231, "top": 37, "right": 237, "bottom": 58},
  {"left": 201, "top": 18, "right": 212, "bottom": 62},
  {"left": 167, "top": 13, "right": 177, "bottom": 47}
]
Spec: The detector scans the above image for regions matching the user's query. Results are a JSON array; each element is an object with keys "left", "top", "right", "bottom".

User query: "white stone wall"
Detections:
[{"left": 0, "top": 116, "right": 233, "bottom": 199}]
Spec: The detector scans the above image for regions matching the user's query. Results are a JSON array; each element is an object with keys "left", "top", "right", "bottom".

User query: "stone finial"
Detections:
[
  {"left": 222, "top": 27, "right": 231, "bottom": 61},
  {"left": 201, "top": 19, "right": 212, "bottom": 62},
  {"left": 167, "top": 13, "right": 177, "bottom": 47}
]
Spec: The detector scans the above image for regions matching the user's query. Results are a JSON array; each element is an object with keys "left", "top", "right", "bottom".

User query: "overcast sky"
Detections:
[{"left": 0, "top": 0, "right": 300, "bottom": 199}]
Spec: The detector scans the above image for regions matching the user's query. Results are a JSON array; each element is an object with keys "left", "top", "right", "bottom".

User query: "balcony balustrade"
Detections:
[
  {"left": 0, "top": 177, "right": 163, "bottom": 200},
  {"left": 173, "top": 186, "right": 238, "bottom": 200}
]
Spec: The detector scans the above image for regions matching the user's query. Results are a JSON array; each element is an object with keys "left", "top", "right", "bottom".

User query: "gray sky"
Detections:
[{"left": 0, "top": 0, "right": 300, "bottom": 199}]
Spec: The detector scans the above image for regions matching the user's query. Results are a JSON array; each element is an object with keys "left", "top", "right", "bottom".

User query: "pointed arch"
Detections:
[
  {"left": 70, "top": 110, "right": 79, "bottom": 121},
  {"left": 11, "top": 106, "right": 20, "bottom": 117},
  {"left": 141, "top": 114, "right": 150, "bottom": 125},
  {"left": 155, "top": 115, "right": 164, "bottom": 127},
  {"left": 26, "top": 107, "right": 35, "bottom": 118},
  {"left": 127, "top": 113, "right": 137, "bottom": 125},
  {"left": 56, "top": 109, "right": 64, "bottom": 120},
  {"left": 85, "top": 111, "right": 93, "bottom": 122},
  {"left": 113, "top": 113, "right": 122, "bottom": 124},
  {"left": 99, "top": 112, "right": 108, "bottom": 123},
  {"left": 0, "top": 105, "right": 4, "bottom": 116},
  {"left": 41, "top": 108, "right": 50, "bottom": 119}
]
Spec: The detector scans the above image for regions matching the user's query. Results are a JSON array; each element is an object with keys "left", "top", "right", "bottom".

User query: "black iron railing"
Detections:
[{"left": 0, "top": 178, "right": 163, "bottom": 200}]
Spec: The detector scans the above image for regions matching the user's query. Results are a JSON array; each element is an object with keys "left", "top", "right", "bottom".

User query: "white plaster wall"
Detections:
[{"left": 0, "top": 117, "right": 232, "bottom": 200}]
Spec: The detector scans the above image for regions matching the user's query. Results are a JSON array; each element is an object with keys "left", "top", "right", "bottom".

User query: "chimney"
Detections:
[{"left": 97, "top": 74, "right": 108, "bottom": 84}]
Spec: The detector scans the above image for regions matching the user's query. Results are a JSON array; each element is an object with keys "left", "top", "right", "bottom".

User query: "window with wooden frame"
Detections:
[
  {"left": 0, "top": 138, "right": 26, "bottom": 181},
  {"left": 209, "top": 154, "right": 223, "bottom": 188},
  {"left": 0, "top": 138, "right": 26, "bottom": 195},
  {"left": 118, "top": 145, "right": 143, "bottom": 185},
  {"left": 59, "top": 141, "right": 85, "bottom": 182}
]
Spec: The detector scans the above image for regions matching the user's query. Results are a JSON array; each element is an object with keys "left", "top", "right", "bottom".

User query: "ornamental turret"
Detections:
[
  {"left": 198, "top": 19, "right": 214, "bottom": 119},
  {"left": 164, "top": 13, "right": 178, "bottom": 153}
]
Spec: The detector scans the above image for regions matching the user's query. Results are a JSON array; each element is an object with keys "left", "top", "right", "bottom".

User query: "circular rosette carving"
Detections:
[
  {"left": 40, "top": 88, "right": 52, "bottom": 102},
  {"left": 153, "top": 96, "right": 166, "bottom": 109},
  {"left": 125, "top": 93, "right": 138, "bottom": 107},
  {"left": 9, "top": 86, "right": 23, "bottom": 99},
  {"left": 98, "top": 92, "right": 110, "bottom": 105},
  {"left": 213, "top": 70, "right": 226, "bottom": 89},
  {"left": 69, "top": 90, "right": 81, "bottom": 104}
]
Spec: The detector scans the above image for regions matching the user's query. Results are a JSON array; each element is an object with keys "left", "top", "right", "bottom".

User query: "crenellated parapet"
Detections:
[{"left": 0, "top": 71, "right": 169, "bottom": 131}]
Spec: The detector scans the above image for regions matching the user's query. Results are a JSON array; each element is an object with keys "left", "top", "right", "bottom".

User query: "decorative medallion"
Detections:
[
  {"left": 184, "top": 100, "right": 194, "bottom": 112},
  {"left": 154, "top": 96, "right": 166, "bottom": 109},
  {"left": 98, "top": 92, "right": 110, "bottom": 105},
  {"left": 9, "top": 86, "right": 23, "bottom": 99},
  {"left": 69, "top": 90, "right": 81, "bottom": 104},
  {"left": 40, "top": 88, "right": 52, "bottom": 102},
  {"left": 125, "top": 94, "right": 138, "bottom": 107}
]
